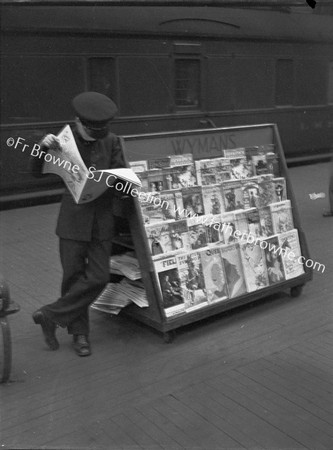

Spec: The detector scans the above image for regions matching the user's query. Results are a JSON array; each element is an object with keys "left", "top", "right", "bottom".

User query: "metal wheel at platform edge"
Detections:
[{"left": 290, "top": 285, "right": 304, "bottom": 298}]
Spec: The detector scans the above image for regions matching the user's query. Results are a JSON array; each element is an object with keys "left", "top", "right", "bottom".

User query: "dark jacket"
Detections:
[{"left": 30, "top": 128, "right": 126, "bottom": 242}]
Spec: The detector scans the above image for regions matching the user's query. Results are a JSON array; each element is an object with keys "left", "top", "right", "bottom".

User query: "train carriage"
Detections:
[{"left": 1, "top": 1, "right": 333, "bottom": 205}]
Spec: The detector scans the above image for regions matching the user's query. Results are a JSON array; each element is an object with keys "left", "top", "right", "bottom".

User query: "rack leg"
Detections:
[
  {"left": 163, "top": 330, "right": 176, "bottom": 344},
  {"left": 0, "top": 316, "right": 12, "bottom": 383},
  {"left": 290, "top": 285, "right": 304, "bottom": 298}
]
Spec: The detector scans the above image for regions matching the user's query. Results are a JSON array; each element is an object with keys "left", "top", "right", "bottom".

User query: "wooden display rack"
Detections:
[{"left": 114, "top": 124, "right": 312, "bottom": 342}]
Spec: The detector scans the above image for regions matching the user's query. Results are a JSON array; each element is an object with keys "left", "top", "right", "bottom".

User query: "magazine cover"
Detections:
[
  {"left": 145, "top": 221, "right": 174, "bottom": 258},
  {"left": 239, "top": 241, "right": 269, "bottom": 292},
  {"left": 42, "top": 125, "right": 141, "bottom": 204},
  {"left": 229, "top": 156, "right": 253, "bottom": 180},
  {"left": 182, "top": 186, "right": 204, "bottom": 216},
  {"left": 139, "top": 196, "right": 165, "bottom": 225},
  {"left": 246, "top": 208, "right": 261, "bottom": 240},
  {"left": 177, "top": 251, "right": 208, "bottom": 312},
  {"left": 154, "top": 255, "right": 186, "bottom": 317},
  {"left": 129, "top": 160, "right": 148, "bottom": 173},
  {"left": 242, "top": 177, "right": 260, "bottom": 209},
  {"left": 169, "top": 219, "right": 190, "bottom": 252},
  {"left": 251, "top": 151, "right": 270, "bottom": 176},
  {"left": 223, "top": 148, "right": 246, "bottom": 159},
  {"left": 219, "top": 243, "right": 247, "bottom": 298},
  {"left": 200, "top": 247, "right": 229, "bottom": 303},
  {"left": 266, "top": 151, "right": 280, "bottom": 177},
  {"left": 273, "top": 177, "right": 287, "bottom": 202},
  {"left": 163, "top": 164, "right": 197, "bottom": 189},
  {"left": 277, "top": 229, "right": 305, "bottom": 280},
  {"left": 202, "top": 184, "right": 225, "bottom": 215},
  {"left": 158, "top": 189, "right": 185, "bottom": 220},
  {"left": 195, "top": 158, "right": 231, "bottom": 185},
  {"left": 261, "top": 235, "right": 286, "bottom": 285},
  {"left": 221, "top": 180, "right": 244, "bottom": 211},
  {"left": 205, "top": 214, "right": 225, "bottom": 246},
  {"left": 187, "top": 216, "right": 209, "bottom": 250},
  {"left": 270, "top": 200, "right": 294, "bottom": 234},
  {"left": 258, "top": 206, "right": 274, "bottom": 238},
  {"left": 255, "top": 174, "right": 276, "bottom": 208},
  {"left": 147, "top": 169, "right": 168, "bottom": 192},
  {"left": 233, "top": 210, "right": 249, "bottom": 241},
  {"left": 169, "top": 153, "right": 193, "bottom": 167},
  {"left": 220, "top": 211, "right": 238, "bottom": 244},
  {"left": 148, "top": 156, "right": 171, "bottom": 170}
]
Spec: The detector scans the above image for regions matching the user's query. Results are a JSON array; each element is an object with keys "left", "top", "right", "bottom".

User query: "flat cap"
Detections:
[{"left": 72, "top": 92, "right": 118, "bottom": 128}]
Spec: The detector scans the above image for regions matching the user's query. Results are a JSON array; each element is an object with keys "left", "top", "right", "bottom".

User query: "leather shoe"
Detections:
[
  {"left": 73, "top": 335, "right": 91, "bottom": 357},
  {"left": 32, "top": 310, "right": 59, "bottom": 350}
]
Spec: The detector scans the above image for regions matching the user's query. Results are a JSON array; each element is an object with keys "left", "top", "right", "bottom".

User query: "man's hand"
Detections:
[{"left": 42, "top": 134, "right": 62, "bottom": 151}]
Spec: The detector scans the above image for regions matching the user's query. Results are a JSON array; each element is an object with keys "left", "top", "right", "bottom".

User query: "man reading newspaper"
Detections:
[{"left": 31, "top": 92, "right": 127, "bottom": 356}]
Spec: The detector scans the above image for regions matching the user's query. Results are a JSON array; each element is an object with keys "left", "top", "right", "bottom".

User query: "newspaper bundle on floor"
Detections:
[
  {"left": 91, "top": 278, "right": 148, "bottom": 315},
  {"left": 109, "top": 252, "right": 141, "bottom": 280},
  {"left": 42, "top": 125, "right": 141, "bottom": 204}
]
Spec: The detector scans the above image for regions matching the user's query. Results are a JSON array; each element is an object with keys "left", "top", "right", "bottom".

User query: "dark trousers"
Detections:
[{"left": 42, "top": 238, "right": 111, "bottom": 335}]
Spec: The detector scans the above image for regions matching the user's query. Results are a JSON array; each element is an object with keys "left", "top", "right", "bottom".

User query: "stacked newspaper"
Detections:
[
  {"left": 109, "top": 252, "right": 141, "bottom": 280},
  {"left": 91, "top": 278, "right": 148, "bottom": 315}
]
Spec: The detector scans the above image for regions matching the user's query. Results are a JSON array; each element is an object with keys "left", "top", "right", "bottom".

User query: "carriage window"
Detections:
[
  {"left": 275, "top": 59, "right": 294, "bottom": 106},
  {"left": 329, "top": 62, "right": 333, "bottom": 104},
  {"left": 88, "top": 58, "right": 116, "bottom": 100},
  {"left": 175, "top": 59, "right": 200, "bottom": 108}
]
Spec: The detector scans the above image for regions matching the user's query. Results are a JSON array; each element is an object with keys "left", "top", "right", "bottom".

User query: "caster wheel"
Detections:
[
  {"left": 290, "top": 285, "right": 303, "bottom": 298},
  {"left": 163, "top": 331, "right": 175, "bottom": 344}
]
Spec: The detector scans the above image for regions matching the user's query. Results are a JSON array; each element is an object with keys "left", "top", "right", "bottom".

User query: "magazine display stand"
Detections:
[{"left": 113, "top": 124, "right": 312, "bottom": 342}]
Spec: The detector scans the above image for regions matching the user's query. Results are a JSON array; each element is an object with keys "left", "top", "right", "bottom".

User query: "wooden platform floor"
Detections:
[{"left": 0, "top": 162, "right": 332, "bottom": 450}]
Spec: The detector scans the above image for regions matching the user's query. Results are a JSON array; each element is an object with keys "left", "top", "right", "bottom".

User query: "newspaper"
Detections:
[{"left": 42, "top": 125, "right": 141, "bottom": 204}]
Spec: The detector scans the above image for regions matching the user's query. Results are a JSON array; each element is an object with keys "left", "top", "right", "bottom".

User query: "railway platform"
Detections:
[{"left": 0, "top": 161, "right": 332, "bottom": 450}]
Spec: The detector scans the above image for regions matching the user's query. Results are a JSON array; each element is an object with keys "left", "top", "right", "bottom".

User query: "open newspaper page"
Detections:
[
  {"left": 42, "top": 125, "right": 88, "bottom": 203},
  {"left": 42, "top": 125, "right": 141, "bottom": 204}
]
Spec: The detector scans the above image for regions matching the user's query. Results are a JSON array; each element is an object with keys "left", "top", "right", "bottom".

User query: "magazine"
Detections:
[
  {"left": 139, "top": 195, "right": 166, "bottom": 225},
  {"left": 164, "top": 164, "right": 197, "bottom": 190},
  {"left": 200, "top": 247, "right": 229, "bottom": 303},
  {"left": 169, "top": 220, "right": 190, "bottom": 252},
  {"left": 129, "top": 160, "right": 148, "bottom": 173},
  {"left": 147, "top": 169, "right": 168, "bottom": 192},
  {"left": 202, "top": 184, "right": 225, "bottom": 215},
  {"left": 273, "top": 177, "right": 287, "bottom": 202},
  {"left": 177, "top": 251, "right": 208, "bottom": 312},
  {"left": 187, "top": 216, "right": 209, "bottom": 250},
  {"left": 255, "top": 175, "right": 276, "bottom": 208},
  {"left": 270, "top": 200, "right": 294, "bottom": 234},
  {"left": 154, "top": 255, "right": 186, "bottom": 317},
  {"left": 169, "top": 153, "right": 193, "bottom": 167},
  {"left": 205, "top": 214, "right": 225, "bottom": 246},
  {"left": 229, "top": 156, "right": 253, "bottom": 180},
  {"left": 239, "top": 241, "right": 269, "bottom": 292},
  {"left": 220, "top": 211, "right": 238, "bottom": 244},
  {"left": 195, "top": 157, "right": 231, "bottom": 185},
  {"left": 242, "top": 177, "right": 260, "bottom": 209},
  {"left": 42, "top": 125, "right": 141, "bottom": 204},
  {"left": 144, "top": 221, "right": 174, "bottom": 258},
  {"left": 219, "top": 243, "right": 247, "bottom": 298},
  {"left": 182, "top": 186, "right": 205, "bottom": 216},
  {"left": 258, "top": 206, "right": 274, "bottom": 238},
  {"left": 221, "top": 180, "right": 244, "bottom": 211},
  {"left": 277, "top": 229, "right": 305, "bottom": 280},
  {"left": 261, "top": 235, "right": 286, "bottom": 285},
  {"left": 158, "top": 189, "right": 185, "bottom": 220}
]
